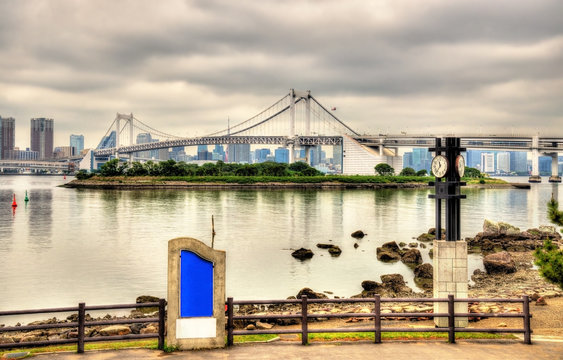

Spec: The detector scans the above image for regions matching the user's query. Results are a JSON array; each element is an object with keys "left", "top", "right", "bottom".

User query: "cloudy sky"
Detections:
[{"left": 1, "top": 0, "right": 562, "bottom": 149}]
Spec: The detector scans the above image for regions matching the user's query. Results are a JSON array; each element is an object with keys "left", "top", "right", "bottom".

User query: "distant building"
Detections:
[
  {"left": 170, "top": 146, "right": 185, "bottom": 161},
  {"left": 539, "top": 156, "right": 551, "bottom": 175},
  {"left": 274, "top": 147, "right": 289, "bottom": 163},
  {"left": 70, "top": 134, "right": 84, "bottom": 155},
  {"left": 213, "top": 145, "right": 225, "bottom": 161},
  {"left": 0, "top": 116, "right": 15, "bottom": 160},
  {"left": 54, "top": 146, "right": 75, "bottom": 159},
  {"left": 496, "top": 152, "right": 510, "bottom": 173},
  {"left": 254, "top": 148, "right": 270, "bottom": 163},
  {"left": 5, "top": 148, "right": 38, "bottom": 160},
  {"left": 510, "top": 151, "right": 527, "bottom": 174},
  {"left": 466, "top": 150, "right": 484, "bottom": 169},
  {"left": 30, "top": 118, "right": 54, "bottom": 160},
  {"left": 227, "top": 144, "right": 250, "bottom": 163},
  {"left": 197, "top": 145, "right": 211, "bottom": 161},
  {"left": 403, "top": 152, "right": 413, "bottom": 169},
  {"left": 480, "top": 153, "right": 495, "bottom": 173}
]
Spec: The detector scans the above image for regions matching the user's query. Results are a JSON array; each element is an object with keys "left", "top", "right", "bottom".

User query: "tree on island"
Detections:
[
  {"left": 534, "top": 197, "right": 563, "bottom": 290},
  {"left": 416, "top": 169, "right": 428, "bottom": 177},
  {"left": 375, "top": 163, "right": 394, "bottom": 176},
  {"left": 464, "top": 167, "right": 482, "bottom": 178},
  {"left": 399, "top": 167, "right": 416, "bottom": 176}
]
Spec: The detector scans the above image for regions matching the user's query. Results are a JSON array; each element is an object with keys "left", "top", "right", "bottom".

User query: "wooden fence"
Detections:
[
  {"left": 0, "top": 299, "right": 166, "bottom": 353},
  {"left": 226, "top": 295, "right": 532, "bottom": 345}
]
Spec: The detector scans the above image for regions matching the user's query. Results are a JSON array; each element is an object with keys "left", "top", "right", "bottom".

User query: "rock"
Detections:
[
  {"left": 255, "top": 321, "right": 273, "bottom": 330},
  {"left": 420, "top": 243, "right": 427, "bottom": 249},
  {"left": 245, "top": 324, "right": 256, "bottom": 330},
  {"left": 140, "top": 324, "right": 158, "bottom": 334},
  {"left": 291, "top": 248, "right": 314, "bottom": 260},
  {"left": 354, "top": 243, "right": 359, "bottom": 249},
  {"left": 428, "top": 248, "right": 433, "bottom": 259},
  {"left": 414, "top": 263, "right": 433, "bottom": 279},
  {"left": 536, "top": 297, "right": 547, "bottom": 306},
  {"left": 130, "top": 323, "right": 143, "bottom": 334},
  {"left": 328, "top": 246, "right": 342, "bottom": 256},
  {"left": 376, "top": 241, "right": 402, "bottom": 262},
  {"left": 0, "top": 336, "right": 15, "bottom": 344},
  {"left": 483, "top": 251, "right": 517, "bottom": 274},
  {"left": 498, "top": 222, "right": 520, "bottom": 235},
  {"left": 136, "top": 295, "right": 159, "bottom": 303},
  {"left": 399, "top": 242, "right": 407, "bottom": 247},
  {"left": 483, "top": 219, "right": 500, "bottom": 234},
  {"left": 401, "top": 249, "right": 422, "bottom": 265},
  {"left": 351, "top": 230, "right": 366, "bottom": 239},
  {"left": 99, "top": 325, "right": 131, "bottom": 336},
  {"left": 408, "top": 242, "right": 418, "bottom": 248},
  {"left": 497, "top": 322, "right": 507, "bottom": 328},
  {"left": 380, "top": 274, "right": 407, "bottom": 293},
  {"left": 297, "top": 287, "right": 328, "bottom": 299},
  {"left": 316, "top": 243, "right": 333, "bottom": 249},
  {"left": 530, "top": 293, "right": 540, "bottom": 301},
  {"left": 361, "top": 280, "right": 381, "bottom": 291},
  {"left": 417, "top": 233, "right": 435, "bottom": 242}
]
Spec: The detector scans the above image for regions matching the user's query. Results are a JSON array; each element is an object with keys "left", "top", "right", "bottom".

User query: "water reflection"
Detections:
[{"left": 27, "top": 189, "right": 52, "bottom": 252}]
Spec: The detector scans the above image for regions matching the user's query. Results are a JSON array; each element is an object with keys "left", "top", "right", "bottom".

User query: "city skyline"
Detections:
[{"left": 1, "top": 1, "right": 562, "bottom": 149}]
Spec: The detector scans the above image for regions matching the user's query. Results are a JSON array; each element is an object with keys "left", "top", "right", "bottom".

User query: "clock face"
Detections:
[
  {"left": 431, "top": 155, "right": 448, "bottom": 178},
  {"left": 456, "top": 155, "right": 465, "bottom": 177}
]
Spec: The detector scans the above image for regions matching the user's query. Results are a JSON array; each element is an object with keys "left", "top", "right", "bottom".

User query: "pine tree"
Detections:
[{"left": 533, "top": 197, "right": 563, "bottom": 289}]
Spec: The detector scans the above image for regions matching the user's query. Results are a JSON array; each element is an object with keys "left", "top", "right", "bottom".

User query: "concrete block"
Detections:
[
  {"left": 455, "top": 241, "right": 467, "bottom": 258},
  {"left": 454, "top": 258, "right": 467, "bottom": 268},
  {"left": 438, "top": 259, "right": 453, "bottom": 281},
  {"left": 453, "top": 268, "right": 467, "bottom": 282}
]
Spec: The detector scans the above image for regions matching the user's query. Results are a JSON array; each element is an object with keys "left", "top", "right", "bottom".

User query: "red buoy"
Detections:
[{"left": 12, "top": 194, "right": 17, "bottom": 207}]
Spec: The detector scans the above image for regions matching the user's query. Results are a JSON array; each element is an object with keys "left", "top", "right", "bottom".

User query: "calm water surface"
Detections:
[{"left": 0, "top": 175, "right": 560, "bottom": 320}]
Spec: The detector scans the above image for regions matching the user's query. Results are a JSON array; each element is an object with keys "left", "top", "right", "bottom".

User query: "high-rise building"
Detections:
[
  {"left": 254, "top": 148, "right": 270, "bottom": 163},
  {"left": 70, "top": 134, "right": 84, "bottom": 155},
  {"left": 274, "top": 147, "right": 289, "bottom": 163},
  {"left": 466, "top": 150, "right": 484, "bottom": 169},
  {"left": 510, "top": 152, "right": 527, "bottom": 174},
  {"left": 213, "top": 145, "right": 225, "bottom": 161},
  {"left": 496, "top": 152, "right": 510, "bottom": 173},
  {"left": 539, "top": 156, "right": 551, "bottom": 175},
  {"left": 480, "top": 153, "right": 495, "bottom": 173},
  {"left": 0, "top": 116, "right": 15, "bottom": 160},
  {"left": 227, "top": 144, "right": 250, "bottom": 163},
  {"left": 30, "top": 118, "right": 54, "bottom": 160},
  {"left": 197, "top": 145, "right": 211, "bottom": 161}
]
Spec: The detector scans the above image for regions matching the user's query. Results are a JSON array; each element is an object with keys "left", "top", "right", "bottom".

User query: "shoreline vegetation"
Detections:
[{"left": 66, "top": 159, "right": 523, "bottom": 189}]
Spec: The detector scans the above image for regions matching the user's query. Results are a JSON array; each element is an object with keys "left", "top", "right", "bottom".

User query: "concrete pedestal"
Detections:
[
  {"left": 433, "top": 240, "right": 468, "bottom": 328},
  {"left": 528, "top": 175, "right": 542, "bottom": 183},
  {"left": 549, "top": 176, "right": 562, "bottom": 183}
]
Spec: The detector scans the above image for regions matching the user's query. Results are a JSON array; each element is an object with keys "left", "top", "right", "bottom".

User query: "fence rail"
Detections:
[
  {"left": 226, "top": 295, "right": 532, "bottom": 346},
  {"left": 0, "top": 299, "right": 166, "bottom": 353}
]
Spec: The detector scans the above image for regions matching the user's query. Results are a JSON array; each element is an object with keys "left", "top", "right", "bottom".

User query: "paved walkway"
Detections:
[{"left": 26, "top": 340, "right": 563, "bottom": 360}]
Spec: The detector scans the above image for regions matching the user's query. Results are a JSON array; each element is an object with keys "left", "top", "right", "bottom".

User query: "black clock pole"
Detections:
[{"left": 429, "top": 137, "right": 466, "bottom": 241}]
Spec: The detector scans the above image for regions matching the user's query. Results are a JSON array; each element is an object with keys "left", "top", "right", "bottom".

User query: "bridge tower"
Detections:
[
  {"left": 289, "top": 89, "right": 312, "bottom": 164},
  {"left": 529, "top": 135, "right": 541, "bottom": 183},
  {"left": 114, "top": 113, "right": 135, "bottom": 161}
]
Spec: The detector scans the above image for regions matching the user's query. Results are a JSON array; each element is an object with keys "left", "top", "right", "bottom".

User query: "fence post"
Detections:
[
  {"left": 77, "top": 302, "right": 85, "bottom": 353},
  {"left": 301, "top": 295, "right": 308, "bottom": 345},
  {"left": 158, "top": 299, "right": 166, "bottom": 350},
  {"left": 448, "top": 294, "right": 455, "bottom": 344},
  {"left": 227, "top": 297, "right": 234, "bottom": 346},
  {"left": 374, "top": 295, "right": 381, "bottom": 344},
  {"left": 523, "top": 295, "right": 532, "bottom": 345}
]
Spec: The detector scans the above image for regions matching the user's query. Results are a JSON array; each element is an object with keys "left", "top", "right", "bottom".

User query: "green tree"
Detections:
[
  {"left": 375, "top": 163, "right": 394, "bottom": 176},
  {"left": 416, "top": 169, "right": 428, "bottom": 176},
  {"left": 75, "top": 169, "right": 94, "bottom": 180},
  {"left": 99, "top": 159, "right": 127, "bottom": 176},
  {"left": 399, "top": 167, "right": 416, "bottom": 176},
  {"left": 464, "top": 167, "right": 482, "bottom": 178},
  {"left": 288, "top": 161, "right": 310, "bottom": 173},
  {"left": 126, "top": 162, "right": 149, "bottom": 176},
  {"left": 534, "top": 197, "right": 563, "bottom": 289}
]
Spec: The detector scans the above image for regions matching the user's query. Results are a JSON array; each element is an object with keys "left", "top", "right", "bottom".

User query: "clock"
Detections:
[
  {"left": 431, "top": 155, "right": 448, "bottom": 178},
  {"left": 456, "top": 155, "right": 465, "bottom": 177}
]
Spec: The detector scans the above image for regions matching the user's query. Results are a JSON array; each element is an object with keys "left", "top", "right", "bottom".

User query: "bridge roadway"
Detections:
[
  {"left": 93, "top": 134, "right": 563, "bottom": 156},
  {"left": 0, "top": 160, "right": 74, "bottom": 171}
]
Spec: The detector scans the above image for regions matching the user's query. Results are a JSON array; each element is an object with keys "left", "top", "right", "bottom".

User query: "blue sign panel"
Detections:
[{"left": 180, "top": 250, "right": 213, "bottom": 317}]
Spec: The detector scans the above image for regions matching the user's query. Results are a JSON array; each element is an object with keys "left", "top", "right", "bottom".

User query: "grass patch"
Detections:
[
  {"left": 308, "top": 331, "right": 517, "bottom": 342},
  {"left": 233, "top": 334, "right": 279, "bottom": 343},
  {"left": 0, "top": 339, "right": 158, "bottom": 357}
]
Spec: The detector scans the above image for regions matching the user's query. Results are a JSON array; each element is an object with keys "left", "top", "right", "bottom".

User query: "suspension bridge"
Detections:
[{"left": 84, "top": 89, "right": 563, "bottom": 180}]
